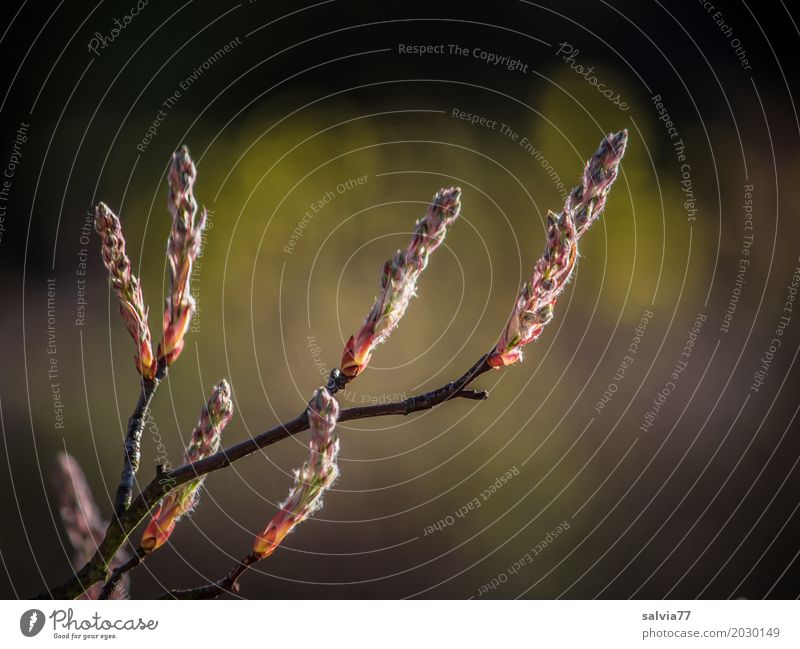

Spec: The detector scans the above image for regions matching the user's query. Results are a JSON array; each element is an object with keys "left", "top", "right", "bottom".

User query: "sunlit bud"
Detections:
[
  {"left": 489, "top": 131, "right": 627, "bottom": 367},
  {"left": 140, "top": 380, "right": 233, "bottom": 553},
  {"left": 252, "top": 388, "right": 339, "bottom": 559},
  {"left": 94, "top": 202, "right": 157, "bottom": 380},
  {"left": 341, "top": 187, "right": 461, "bottom": 379},
  {"left": 157, "top": 145, "right": 207, "bottom": 366}
]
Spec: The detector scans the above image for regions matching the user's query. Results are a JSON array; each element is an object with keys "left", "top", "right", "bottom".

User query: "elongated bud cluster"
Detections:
[
  {"left": 53, "top": 452, "right": 130, "bottom": 599},
  {"left": 140, "top": 380, "right": 233, "bottom": 553},
  {"left": 252, "top": 387, "right": 340, "bottom": 560},
  {"left": 158, "top": 146, "right": 207, "bottom": 366},
  {"left": 488, "top": 130, "right": 628, "bottom": 368},
  {"left": 53, "top": 452, "right": 105, "bottom": 559},
  {"left": 341, "top": 187, "right": 462, "bottom": 379},
  {"left": 95, "top": 202, "right": 157, "bottom": 379}
]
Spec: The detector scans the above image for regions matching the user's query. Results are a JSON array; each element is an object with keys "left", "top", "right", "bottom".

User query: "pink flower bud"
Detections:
[
  {"left": 94, "top": 203, "right": 157, "bottom": 380},
  {"left": 157, "top": 146, "right": 206, "bottom": 367},
  {"left": 489, "top": 131, "right": 627, "bottom": 367},
  {"left": 141, "top": 380, "right": 233, "bottom": 553},
  {"left": 252, "top": 388, "right": 339, "bottom": 559},
  {"left": 341, "top": 187, "right": 461, "bottom": 379}
]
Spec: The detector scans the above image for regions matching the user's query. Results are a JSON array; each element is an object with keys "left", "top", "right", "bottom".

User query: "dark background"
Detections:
[{"left": 1, "top": 0, "right": 799, "bottom": 599}]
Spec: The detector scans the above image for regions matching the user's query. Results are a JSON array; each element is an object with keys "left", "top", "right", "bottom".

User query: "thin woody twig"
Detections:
[
  {"left": 165, "top": 355, "right": 490, "bottom": 491},
  {"left": 160, "top": 356, "right": 493, "bottom": 599},
  {"left": 98, "top": 549, "right": 145, "bottom": 600},
  {"left": 114, "top": 368, "right": 165, "bottom": 517},
  {"left": 163, "top": 553, "right": 257, "bottom": 600},
  {"left": 35, "top": 355, "right": 492, "bottom": 600}
]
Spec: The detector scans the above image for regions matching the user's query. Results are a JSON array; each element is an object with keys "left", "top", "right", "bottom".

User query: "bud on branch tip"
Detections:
[
  {"left": 488, "top": 130, "right": 628, "bottom": 368},
  {"left": 341, "top": 187, "right": 462, "bottom": 379},
  {"left": 158, "top": 145, "right": 207, "bottom": 366},
  {"left": 140, "top": 379, "right": 234, "bottom": 553},
  {"left": 94, "top": 202, "right": 157, "bottom": 380},
  {"left": 252, "top": 387, "right": 340, "bottom": 560}
]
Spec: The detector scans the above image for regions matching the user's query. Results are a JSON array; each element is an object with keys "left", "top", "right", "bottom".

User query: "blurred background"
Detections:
[{"left": 1, "top": 0, "right": 799, "bottom": 599}]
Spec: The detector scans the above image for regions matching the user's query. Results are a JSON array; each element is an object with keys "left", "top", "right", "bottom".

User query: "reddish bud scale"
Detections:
[{"left": 489, "top": 130, "right": 628, "bottom": 368}]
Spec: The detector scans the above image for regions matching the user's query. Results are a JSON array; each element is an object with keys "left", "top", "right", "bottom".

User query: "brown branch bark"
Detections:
[
  {"left": 159, "top": 355, "right": 493, "bottom": 599},
  {"left": 162, "top": 553, "right": 258, "bottom": 600},
  {"left": 114, "top": 364, "right": 167, "bottom": 516},
  {"left": 34, "top": 354, "right": 492, "bottom": 600},
  {"left": 99, "top": 549, "right": 145, "bottom": 600}
]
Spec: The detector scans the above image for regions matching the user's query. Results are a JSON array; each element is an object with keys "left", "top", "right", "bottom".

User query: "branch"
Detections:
[
  {"left": 35, "top": 355, "right": 492, "bottom": 600},
  {"left": 98, "top": 549, "right": 145, "bottom": 600},
  {"left": 162, "top": 553, "right": 257, "bottom": 600},
  {"left": 114, "top": 368, "right": 165, "bottom": 516},
  {"left": 42, "top": 133, "right": 627, "bottom": 601},
  {"left": 159, "top": 356, "right": 493, "bottom": 600}
]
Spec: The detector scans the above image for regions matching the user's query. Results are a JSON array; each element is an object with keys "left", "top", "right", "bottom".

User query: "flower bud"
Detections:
[
  {"left": 94, "top": 203, "right": 157, "bottom": 380},
  {"left": 157, "top": 146, "right": 207, "bottom": 366},
  {"left": 252, "top": 388, "right": 340, "bottom": 559},
  {"left": 489, "top": 131, "right": 627, "bottom": 367},
  {"left": 141, "top": 380, "right": 233, "bottom": 553},
  {"left": 341, "top": 187, "right": 461, "bottom": 379}
]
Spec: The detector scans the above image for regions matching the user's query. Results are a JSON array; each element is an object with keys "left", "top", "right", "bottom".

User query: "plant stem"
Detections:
[
  {"left": 114, "top": 365, "right": 167, "bottom": 516},
  {"left": 98, "top": 549, "right": 145, "bottom": 599},
  {"left": 34, "top": 355, "right": 492, "bottom": 600},
  {"left": 162, "top": 355, "right": 493, "bottom": 599},
  {"left": 163, "top": 553, "right": 257, "bottom": 599}
]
